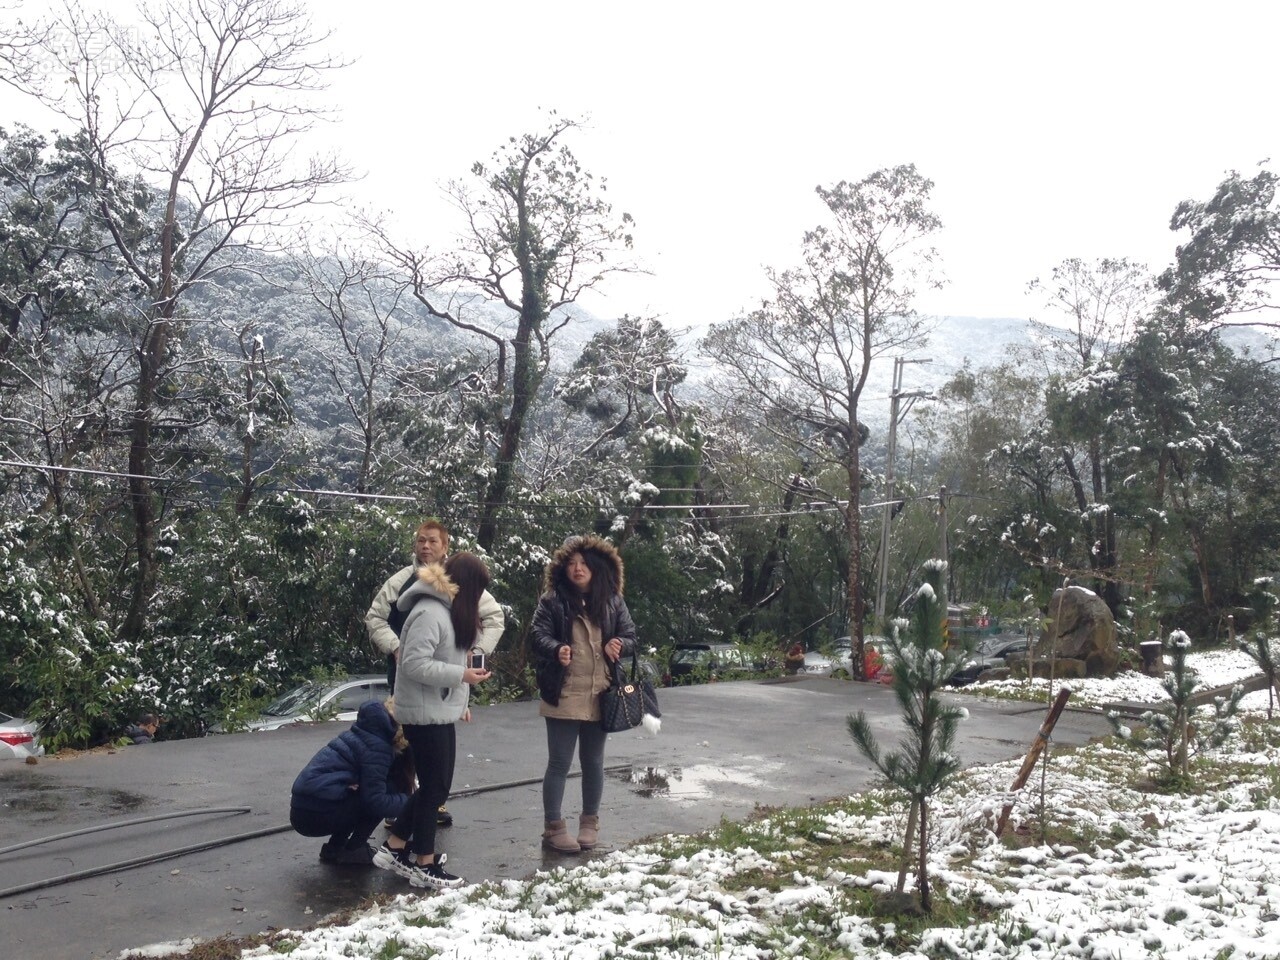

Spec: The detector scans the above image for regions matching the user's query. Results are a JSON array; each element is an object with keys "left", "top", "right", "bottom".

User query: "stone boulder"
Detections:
[{"left": 1042, "top": 585, "right": 1119, "bottom": 676}]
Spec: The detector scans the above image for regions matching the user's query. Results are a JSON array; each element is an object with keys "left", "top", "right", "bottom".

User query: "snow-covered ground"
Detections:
[
  {"left": 125, "top": 652, "right": 1280, "bottom": 960},
  {"left": 968, "top": 647, "right": 1273, "bottom": 709}
]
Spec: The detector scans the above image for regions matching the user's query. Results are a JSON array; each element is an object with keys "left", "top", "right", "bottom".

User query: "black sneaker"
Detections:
[
  {"left": 318, "top": 842, "right": 337, "bottom": 863},
  {"left": 373, "top": 842, "right": 414, "bottom": 878},
  {"left": 436, "top": 805, "right": 453, "bottom": 827},
  {"left": 407, "top": 853, "right": 464, "bottom": 890},
  {"left": 335, "top": 842, "right": 375, "bottom": 865}
]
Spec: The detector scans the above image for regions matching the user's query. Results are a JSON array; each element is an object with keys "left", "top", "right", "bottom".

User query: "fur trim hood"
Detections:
[
  {"left": 395, "top": 562, "right": 457, "bottom": 612},
  {"left": 542, "top": 534, "right": 625, "bottom": 596}
]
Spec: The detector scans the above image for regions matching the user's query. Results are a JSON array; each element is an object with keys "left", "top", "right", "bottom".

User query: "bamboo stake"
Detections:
[
  {"left": 895, "top": 799, "right": 919, "bottom": 894},
  {"left": 994, "top": 687, "right": 1072, "bottom": 837}
]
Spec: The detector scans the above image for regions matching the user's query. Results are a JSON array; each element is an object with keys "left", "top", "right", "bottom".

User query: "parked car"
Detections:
[
  {"left": 0, "top": 711, "right": 44, "bottom": 760},
  {"left": 801, "top": 649, "right": 834, "bottom": 676},
  {"left": 948, "top": 634, "right": 1030, "bottom": 686},
  {"left": 664, "top": 643, "right": 773, "bottom": 686},
  {"left": 209, "top": 675, "right": 390, "bottom": 733}
]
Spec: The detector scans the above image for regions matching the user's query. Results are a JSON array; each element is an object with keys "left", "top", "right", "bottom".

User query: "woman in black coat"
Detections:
[
  {"left": 529, "top": 535, "right": 636, "bottom": 854},
  {"left": 289, "top": 699, "right": 411, "bottom": 864}
]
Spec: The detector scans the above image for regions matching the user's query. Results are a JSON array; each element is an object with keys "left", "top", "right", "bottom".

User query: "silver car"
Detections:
[
  {"left": 209, "top": 675, "right": 389, "bottom": 733},
  {"left": 0, "top": 711, "right": 44, "bottom": 760}
]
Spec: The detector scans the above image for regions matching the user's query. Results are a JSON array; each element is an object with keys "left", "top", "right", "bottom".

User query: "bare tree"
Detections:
[
  {"left": 703, "top": 165, "right": 942, "bottom": 676},
  {"left": 297, "top": 242, "right": 411, "bottom": 494},
  {"left": 377, "top": 113, "right": 636, "bottom": 550},
  {"left": 1026, "top": 257, "right": 1151, "bottom": 374},
  {"left": 7, "top": 0, "right": 348, "bottom": 641}
]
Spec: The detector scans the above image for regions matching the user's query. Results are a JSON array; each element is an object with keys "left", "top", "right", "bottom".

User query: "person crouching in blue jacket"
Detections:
[{"left": 290, "top": 699, "right": 412, "bottom": 865}]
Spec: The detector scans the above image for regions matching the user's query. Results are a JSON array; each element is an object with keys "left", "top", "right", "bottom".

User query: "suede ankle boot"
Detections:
[
  {"left": 577, "top": 814, "right": 600, "bottom": 850},
  {"left": 542, "top": 819, "right": 581, "bottom": 853}
]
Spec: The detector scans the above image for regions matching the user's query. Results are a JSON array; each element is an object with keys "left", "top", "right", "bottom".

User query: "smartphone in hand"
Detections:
[{"left": 469, "top": 648, "right": 486, "bottom": 671}]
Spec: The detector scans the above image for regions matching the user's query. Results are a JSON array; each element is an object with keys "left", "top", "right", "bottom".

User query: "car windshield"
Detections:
[
  {"left": 0, "top": 711, "right": 14, "bottom": 723},
  {"left": 263, "top": 682, "right": 323, "bottom": 717},
  {"left": 670, "top": 647, "right": 712, "bottom": 666}
]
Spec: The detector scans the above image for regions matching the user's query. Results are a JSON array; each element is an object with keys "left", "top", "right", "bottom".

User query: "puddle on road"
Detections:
[
  {"left": 1, "top": 780, "right": 64, "bottom": 813},
  {"left": 104, "top": 788, "right": 147, "bottom": 811},
  {"left": 618, "top": 757, "right": 783, "bottom": 804},
  {"left": 1, "top": 782, "right": 149, "bottom": 818}
]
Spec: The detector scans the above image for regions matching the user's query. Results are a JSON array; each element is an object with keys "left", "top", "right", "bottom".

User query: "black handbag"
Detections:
[{"left": 600, "top": 652, "right": 661, "bottom": 733}]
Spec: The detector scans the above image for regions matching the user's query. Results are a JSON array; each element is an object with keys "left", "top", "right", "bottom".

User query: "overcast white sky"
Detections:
[{"left": 7, "top": 0, "right": 1279, "bottom": 334}]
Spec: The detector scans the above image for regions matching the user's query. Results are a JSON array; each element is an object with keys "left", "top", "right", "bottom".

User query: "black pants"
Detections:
[
  {"left": 390, "top": 723, "right": 455, "bottom": 858},
  {"left": 290, "top": 791, "right": 381, "bottom": 849},
  {"left": 386, "top": 653, "right": 397, "bottom": 690}
]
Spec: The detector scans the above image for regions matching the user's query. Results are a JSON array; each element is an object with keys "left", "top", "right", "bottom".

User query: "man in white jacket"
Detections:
[{"left": 365, "top": 519, "right": 504, "bottom": 826}]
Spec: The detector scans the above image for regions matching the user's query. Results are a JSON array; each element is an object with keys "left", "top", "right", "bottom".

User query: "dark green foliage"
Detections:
[
  {"left": 0, "top": 517, "right": 134, "bottom": 748},
  {"left": 1237, "top": 579, "right": 1280, "bottom": 718},
  {"left": 1158, "top": 167, "right": 1280, "bottom": 325},
  {"left": 143, "top": 496, "right": 406, "bottom": 736}
]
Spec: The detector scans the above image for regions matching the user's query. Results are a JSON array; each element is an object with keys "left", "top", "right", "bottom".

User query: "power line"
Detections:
[
  {"left": 3, "top": 458, "right": 991, "bottom": 523},
  {"left": 0, "top": 459, "right": 819, "bottom": 520}
]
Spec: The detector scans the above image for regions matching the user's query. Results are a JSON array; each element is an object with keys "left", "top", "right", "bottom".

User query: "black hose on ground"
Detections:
[
  {"left": 0, "top": 764, "right": 636, "bottom": 898},
  {"left": 0, "top": 806, "right": 252, "bottom": 858},
  {"left": 0, "top": 823, "right": 292, "bottom": 899}
]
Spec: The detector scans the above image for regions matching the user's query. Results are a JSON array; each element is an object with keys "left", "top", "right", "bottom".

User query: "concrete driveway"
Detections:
[{"left": 0, "top": 677, "right": 1110, "bottom": 959}]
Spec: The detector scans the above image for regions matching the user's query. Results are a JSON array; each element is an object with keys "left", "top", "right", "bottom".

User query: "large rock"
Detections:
[{"left": 1042, "top": 586, "right": 1120, "bottom": 677}]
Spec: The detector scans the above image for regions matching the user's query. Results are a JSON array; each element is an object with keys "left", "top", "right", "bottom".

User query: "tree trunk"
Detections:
[
  {"left": 122, "top": 345, "right": 161, "bottom": 642},
  {"left": 477, "top": 181, "right": 547, "bottom": 552},
  {"left": 917, "top": 797, "right": 931, "bottom": 914}
]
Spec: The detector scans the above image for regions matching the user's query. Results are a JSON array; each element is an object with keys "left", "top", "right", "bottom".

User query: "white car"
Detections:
[
  {"left": 0, "top": 711, "right": 44, "bottom": 760},
  {"left": 209, "top": 675, "right": 390, "bottom": 733},
  {"left": 801, "top": 650, "right": 835, "bottom": 676}
]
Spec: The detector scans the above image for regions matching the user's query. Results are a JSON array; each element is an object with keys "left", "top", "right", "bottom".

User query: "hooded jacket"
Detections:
[
  {"left": 529, "top": 535, "right": 637, "bottom": 707},
  {"left": 123, "top": 724, "right": 154, "bottom": 745},
  {"left": 290, "top": 700, "right": 410, "bottom": 820},
  {"left": 392, "top": 563, "right": 471, "bottom": 725},
  {"left": 365, "top": 558, "right": 506, "bottom": 656}
]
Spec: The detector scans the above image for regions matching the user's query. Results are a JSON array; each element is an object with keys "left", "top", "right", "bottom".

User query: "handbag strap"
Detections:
[{"left": 606, "top": 646, "right": 642, "bottom": 686}]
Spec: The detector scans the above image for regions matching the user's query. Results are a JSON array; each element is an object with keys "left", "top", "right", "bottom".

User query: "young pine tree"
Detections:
[
  {"left": 1109, "top": 629, "right": 1242, "bottom": 786},
  {"left": 1238, "top": 578, "right": 1279, "bottom": 719},
  {"left": 847, "top": 560, "right": 970, "bottom": 914}
]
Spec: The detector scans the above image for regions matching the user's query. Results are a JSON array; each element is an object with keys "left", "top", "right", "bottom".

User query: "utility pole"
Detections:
[
  {"left": 874, "top": 356, "right": 931, "bottom": 625},
  {"left": 937, "top": 483, "right": 949, "bottom": 570}
]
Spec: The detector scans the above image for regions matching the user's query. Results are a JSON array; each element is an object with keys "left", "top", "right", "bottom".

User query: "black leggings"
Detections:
[{"left": 390, "top": 723, "right": 455, "bottom": 858}]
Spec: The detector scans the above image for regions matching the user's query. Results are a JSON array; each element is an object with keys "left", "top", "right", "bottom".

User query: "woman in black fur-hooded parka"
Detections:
[{"left": 529, "top": 535, "right": 636, "bottom": 854}]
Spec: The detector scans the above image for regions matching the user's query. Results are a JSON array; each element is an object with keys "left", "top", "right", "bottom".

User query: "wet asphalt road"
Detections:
[{"left": 0, "top": 677, "right": 1112, "bottom": 960}]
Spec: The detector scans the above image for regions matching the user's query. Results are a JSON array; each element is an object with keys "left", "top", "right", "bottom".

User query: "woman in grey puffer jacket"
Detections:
[{"left": 372, "top": 553, "right": 492, "bottom": 889}]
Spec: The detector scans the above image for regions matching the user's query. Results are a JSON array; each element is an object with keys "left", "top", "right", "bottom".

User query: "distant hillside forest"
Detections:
[{"left": 3, "top": 1, "right": 1279, "bottom": 749}]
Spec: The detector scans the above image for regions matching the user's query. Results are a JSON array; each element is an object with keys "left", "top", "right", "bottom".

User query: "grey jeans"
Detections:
[{"left": 542, "top": 717, "right": 608, "bottom": 822}]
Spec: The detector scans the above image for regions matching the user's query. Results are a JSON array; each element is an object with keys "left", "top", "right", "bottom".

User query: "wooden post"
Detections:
[
  {"left": 994, "top": 687, "right": 1072, "bottom": 837},
  {"left": 895, "top": 799, "right": 919, "bottom": 894}
]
